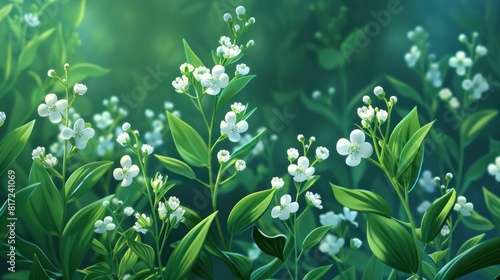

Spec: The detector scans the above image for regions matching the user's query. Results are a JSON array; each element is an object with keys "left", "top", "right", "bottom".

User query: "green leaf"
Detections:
[
  {"left": 91, "top": 238, "right": 109, "bottom": 255},
  {"left": 420, "top": 189, "right": 456, "bottom": 243},
  {"left": 217, "top": 75, "right": 255, "bottom": 110},
  {"left": 29, "top": 254, "right": 50, "bottom": 280},
  {"left": 386, "top": 76, "right": 426, "bottom": 108},
  {"left": 421, "top": 261, "right": 437, "bottom": 280},
  {"left": 252, "top": 226, "right": 286, "bottom": 261},
  {"left": 434, "top": 237, "right": 500, "bottom": 280},
  {"left": 167, "top": 111, "right": 208, "bottom": 167},
  {"left": 165, "top": 211, "right": 217, "bottom": 280},
  {"left": 366, "top": 214, "right": 420, "bottom": 274},
  {"left": 0, "top": 4, "right": 13, "bottom": 23},
  {"left": 0, "top": 120, "right": 35, "bottom": 175},
  {"left": 299, "top": 175, "right": 320, "bottom": 196},
  {"left": 318, "top": 48, "right": 344, "bottom": 70},
  {"left": 457, "top": 234, "right": 484, "bottom": 256},
  {"left": 124, "top": 235, "right": 155, "bottom": 273},
  {"left": 183, "top": 39, "right": 204, "bottom": 67},
  {"left": 460, "top": 110, "right": 498, "bottom": 147},
  {"left": 60, "top": 195, "right": 113, "bottom": 279},
  {"left": 301, "top": 225, "right": 331, "bottom": 252},
  {"left": 227, "top": 128, "right": 266, "bottom": 167},
  {"left": 388, "top": 107, "right": 420, "bottom": 159},
  {"left": 191, "top": 250, "right": 214, "bottom": 280},
  {"left": 362, "top": 255, "right": 385, "bottom": 280},
  {"left": 68, "top": 0, "right": 86, "bottom": 29},
  {"left": 483, "top": 187, "right": 500, "bottom": 219},
  {"left": 155, "top": 155, "right": 196, "bottom": 179},
  {"left": 462, "top": 152, "right": 498, "bottom": 194},
  {"left": 251, "top": 238, "right": 294, "bottom": 280},
  {"left": 205, "top": 240, "right": 254, "bottom": 280},
  {"left": 0, "top": 183, "right": 39, "bottom": 238},
  {"left": 332, "top": 267, "right": 356, "bottom": 280},
  {"left": 227, "top": 189, "right": 275, "bottom": 235},
  {"left": 66, "top": 63, "right": 110, "bottom": 85},
  {"left": 331, "top": 183, "right": 391, "bottom": 218},
  {"left": 2, "top": 235, "right": 59, "bottom": 274},
  {"left": 462, "top": 211, "right": 494, "bottom": 231},
  {"left": 396, "top": 121, "right": 434, "bottom": 178},
  {"left": 17, "top": 28, "right": 55, "bottom": 73},
  {"left": 118, "top": 246, "right": 138, "bottom": 277},
  {"left": 65, "top": 161, "right": 113, "bottom": 203},
  {"left": 80, "top": 262, "right": 112, "bottom": 276},
  {"left": 429, "top": 249, "right": 449, "bottom": 267},
  {"left": 303, "top": 264, "right": 333, "bottom": 280}
]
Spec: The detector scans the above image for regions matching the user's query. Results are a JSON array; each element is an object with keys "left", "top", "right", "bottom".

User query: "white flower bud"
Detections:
[
  {"left": 373, "top": 86, "right": 384, "bottom": 97},
  {"left": 122, "top": 122, "right": 131, "bottom": 131},
  {"left": 47, "top": 69, "right": 56, "bottom": 77},
  {"left": 103, "top": 201, "right": 110, "bottom": 207},
  {"left": 297, "top": 134, "right": 305, "bottom": 142},
  {"left": 449, "top": 97, "right": 460, "bottom": 109},
  {"left": 362, "top": 95, "right": 371, "bottom": 104},
  {"left": 64, "top": 63, "right": 69, "bottom": 69},
  {"left": 246, "top": 40, "right": 254, "bottom": 48},
  {"left": 445, "top": 172, "right": 453, "bottom": 180},
  {"left": 217, "top": 150, "right": 230, "bottom": 163},
  {"left": 438, "top": 88, "right": 453, "bottom": 100},
  {"left": 458, "top": 34, "right": 467, "bottom": 43},
  {"left": 235, "top": 159, "right": 246, "bottom": 171},
  {"left": 476, "top": 45, "right": 488, "bottom": 57},
  {"left": 223, "top": 13, "right": 232, "bottom": 22},
  {"left": 73, "top": 83, "right": 87, "bottom": 95},
  {"left": 233, "top": 24, "right": 240, "bottom": 33},
  {"left": 271, "top": 177, "right": 285, "bottom": 189},
  {"left": 376, "top": 110, "right": 388, "bottom": 123},
  {"left": 235, "top": 6, "right": 246, "bottom": 16}
]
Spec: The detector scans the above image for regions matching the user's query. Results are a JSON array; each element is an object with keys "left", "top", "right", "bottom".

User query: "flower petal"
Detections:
[
  {"left": 61, "top": 127, "right": 73, "bottom": 139},
  {"left": 220, "top": 121, "right": 230, "bottom": 134},
  {"left": 49, "top": 112, "right": 62, "bottom": 123},
  {"left": 212, "top": 65, "right": 225, "bottom": 76},
  {"left": 350, "top": 129, "right": 365, "bottom": 144},
  {"left": 228, "top": 132, "right": 242, "bottom": 142},
  {"left": 122, "top": 177, "right": 132, "bottom": 187},
  {"left": 45, "top": 93, "right": 57, "bottom": 105},
  {"left": 74, "top": 138, "right": 86, "bottom": 149},
  {"left": 305, "top": 167, "right": 315, "bottom": 177},
  {"left": 279, "top": 211, "right": 290, "bottom": 220},
  {"left": 280, "top": 194, "right": 292, "bottom": 205},
  {"left": 129, "top": 165, "right": 140, "bottom": 177},
  {"left": 83, "top": 127, "right": 95, "bottom": 139},
  {"left": 236, "top": 120, "right": 248, "bottom": 133},
  {"left": 120, "top": 155, "right": 132, "bottom": 168},
  {"left": 55, "top": 99, "right": 68, "bottom": 112},
  {"left": 38, "top": 104, "right": 49, "bottom": 117},
  {"left": 287, "top": 164, "right": 298, "bottom": 175},
  {"left": 113, "top": 168, "right": 124, "bottom": 180},
  {"left": 271, "top": 206, "right": 281, "bottom": 218},
  {"left": 297, "top": 156, "right": 310, "bottom": 168},
  {"left": 74, "top": 118, "right": 85, "bottom": 130},
  {"left": 346, "top": 154, "right": 361, "bottom": 167},
  {"left": 217, "top": 73, "right": 229, "bottom": 88},
  {"left": 205, "top": 86, "right": 220, "bottom": 95},
  {"left": 336, "top": 138, "right": 350, "bottom": 155},
  {"left": 359, "top": 142, "right": 373, "bottom": 158},
  {"left": 457, "top": 196, "right": 467, "bottom": 205},
  {"left": 287, "top": 202, "right": 299, "bottom": 213},
  {"left": 225, "top": 111, "right": 237, "bottom": 124}
]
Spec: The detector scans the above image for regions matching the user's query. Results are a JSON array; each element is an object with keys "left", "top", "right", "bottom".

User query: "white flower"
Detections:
[
  {"left": 94, "top": 216, "right": 116, "bottom": 234},
  {"left": 351, "top": 238, "right": 363, "bottom": 248},
  {"left": 180, "top": 63, "right": 194, "bottom": 73},
  {"left": 476, "top": 45, "right": 488, "bottom": 57},
  {"left": 193, "top": 66, "right": 210, "bottom": 81},
  {"left": 319, "top": 234, "right": 344, "bottom": 255},
  {"left": 453, "top": 196, "right": 474, "bottom": 216},
  {"left": 417, "top": 200, "right": 432, "bottom": 214},
  {"left": 449, "top": 97, "right": 460, "bottom": 109},
  {"left": 418, "top": 170, "right": 436, "bottom": 193},
  {"left": 38, "top": 93, "right": 68, "bottom": 123},
  {"left": 357, "top": 105, "right": 375, "bottom": 121},
  {"left": 336, "top": 129, "right": 373, "bottom": 167},
  {"left": 458, "top": 34, "right": 467, "bottom": 42},
  {"left": 200, "top": 65, "right": 230, "bottom": 95},
  {"left": 319, "top": 211, "right": 342, "bottom": 228},
  {"left": 152, "top": 173, "right": 165, "bottom": 193},
  {"left": 312, "top": 90, "right": 321, "bottom": 99},
  {"left": 305, "top": 191, "right": 323, "bottom": 209},
  {"left": 271, "top": 194, "right": 299, "bottom": 220},
  {"left": 32, "top": 147, "right": 45, "bottom": 160},
  {"left": 236, "top": 64, "right": 250, "bottom": 75},
  {"left": 440, "top": 225, "right": 450, "bottom": 236},
  {"left": 438, "top": 88, "right": 453, "bottom": 100},
  {"left": 339, "top": 207, "right": 358, "bottom": 227},
  {"left": 230, "top": 102, "right": 246, "bottom": 113},
  {"left": 220, "top": 111, "right": 248, "bottom": 142},
  {"left": 172, "top": 75, "right": 189, "bottom": 93},
  {"left": 61, "top": 118, "right": 95, "bottom": 149},
  {"left": 288, "top": 156, "right": 315, "bottom": 183},
  {"left": 223, "top": 13, "right": 232, "bottom": 22},
  {"left": 116, "top": 132, "right": 130, "bottom": 147},
  {"left": 246, "top": 40, "right": 254, "bottom": 47},
  {"left": 462, "top": 73, "right": 489, "bottom": 100},
  {"left": 449, "top": 51, "right": 472, "bottom": 76},
  {"left": 233, "top": 24, "right": 240, "bottom": 33},
  {"left": 123, "top": 207, "right": 134, "bottom": 216},
  {"left": 287, "top": 148, "right": 299, "bottom": 161},
  {"left": 235, "top": 6, "right": 246, "bottom": 16},
  {"left": 24, "top": 13, "right": 40, "bottom": 27},
  {"left": 235, "top": 159, "right": 246, "bottom": 171},
  {"left": 164, "top": 101, "right": 175, "bottom": 110},
  {"left": 487, "top": 156, "right": 500, "bottom": 182},
  {"left": 168, "top": 196, "right": 180, "bottom": 211},
  {"left": 141, "top": 144, "right": 154, "bottom": 156},
  {"left": 217, "top": 149, "right": 230, "bottom": 163},
  {"left": 93, "top": 111, "right": 113, "bottom": 129},
  {"left": 271, "top": 177, "right": 285, "bottom": 189},
  {"left": 405, "top": 45, "right": 421, "bottom": 68},
  {"left": 169, "top": 207, "right": 185, "bottom": 228},
  {"left": 73, "top": 83, "right": 87, "bottom": 95},
  {"left": 122, "top": 122, "right": 131, "bottom": 131},
  {"left": 373, "top": 86, "right": 384, "bottom": 97},
  {"left": 445, "top": 172, "right": 453, "bottom": 180},
  {"left": 102, "top": 201, "right": 110, "bottom": 207},
  {"left": 248, "top": 243, "right": 261, "bottom": 261},
  {"left": 376, "top": 109, "right": 388, "bottom": 123},
  {"left": 217, "top": 44, "right": 242, "bottom": 59},
  {"left": 426, "top": 63, "right": 442, "bottom": 88},
  {"left": 45, "top": 153, "right": 58, "bottom": 167},
  {"left": 47, "top": 69, "right": 56, "bottom": 77},
  {"left": 158, "top": 201, "right": 167, "bottom": 220},
  {"left": 362, "top": 95, "right": 371, "bottom": 104},
  {"left": 389, "top": 96, "right": 398, "bottom": 106},
  {"left": 315, "top": 146, "right": 329, "bottom": 161},
  {"left": 133, "top": 213, "right": 151, "bottom": 234},
  {"left": 113, "top": 155, "right": 140, "bottom": 187},
  {"left": 0, "top": 111, "right": 5, "bottom": 126}
]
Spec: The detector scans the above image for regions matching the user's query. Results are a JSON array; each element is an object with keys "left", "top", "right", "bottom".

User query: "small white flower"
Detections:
[
  {"left": 113, "top": 155, "right": 140, "bottom": 187},
  {"left": 418, "top": 170, "right": 436, "bottom": 193},
  {"left": 462, "top": 73, "right": 489, "bottom": 100},
  {"left": 122, "top": 122, "right": 131, "bottom": 131},
  {"left": 449, "top": 51, "right": 472, "bottom": 76},
  {"left": 439, "top": 88, "right": 453, "bottom": 100},
  {"left": 458, "top": 34, "right": 467, "bottom": 42},
  {"left": 376, "top": 109, "right": 388, "bottom": 123},
  {"left": 445, "top": 172, "right": 453, "bottom": 180},
  {"left": 487, "top": 156, "right": 500, "bottom": 182},
  {"left": 405, "top": 45, "right": 421, "bottom": 68},
  {"left": 180, "top": 63, "right": 194, "bottom": 74},
  {"left": 24, "top": 13, "right": 40, "bottom": 27},
  {"left": 319, "top": 234, "right": 344, "bottom": 255},
  {"left": 315, "top": 146, "right": 329, "bottom": 161},
  {"left": 426, "top": 63, "right": 442, "bottom": 88},
  {"left": 170, "top": 207, "right": 185, "bottom": 228},
  {"left": 449, "top": 97, "right": 460, "bottom": 109},
  {"left": 217, "top": 44, "right": 242, "bottom": 59},
  {"left": 362, "top": 95, "right": 371, "bottom": 104},
  {"left": 60, "top": 118, "right": 95, "bottom": 149},
  {"left": 312, "top": 90, "right": 321, "bottom": 99},
  {"left": 288, "top": 156, "right": 315, "bottom": 183},
  {"left": 373, "top": 86, "right": 384, "bottom": 97},
  {"left": 319, "top": 211, "right": 342, "bottom": 228},
  {"left": 305, "top": 191, "right": 323, "bottom": 209},
  {"left": 133, "top": 213, "right": 151, "bottom": 234},
  {"left": 220, "top": 111, "right": 248, "bottom": 142},
  {"left": 116, "top": 132, "right": 130, "bottom": 147},
  {"left": 351, "top": 238, "right": 363, "bottom": 248},
  {"left": 44, "top": 153, "right": 58, "bottom": 167},
  {"left": 287, "top": 148, "right": 299, "bottom": 161},
  {"left": 271, "top": 194, "right": 299, "bottom": 220},
  {"left": 223, "top": 13, "right": 232, "bottom": 22},
  {"left": 164, "top": 101, "right": 175, "bottom": 110},
  {"left": 236, "top": 64, "right": 250, "bottom": 75},
  {"left": 476, "top": 45, "right": 488, "bottom": 57},
  {"left": 235, "top": 159, "right": 246, "bottom": 171},
  {"left": 389, "top": 96, "right": 398, "bottom": 105},
  {"left": 217, "top": 149, "right": 231, "bottom": 163},
  {"left": 145, "top": 131, "right": 163, "bottom": 147},
  {"left": 172, "top": 75, "right": 189, "bottom": 93},
  {"left": 124, "top": 207, "right": 134, "bottom": 216},
  {"left": 168, "top": 196, "right": 180, "bottom": 211},
  {"left": 73, "top": 83, "right": 87, "bottom": 95},
  {"left": 158, "top": 201, "right": 168, "bottom": 220},
  {"left": 152, "top": 173, "right": 165, "bottom": 193},
  {"left": 230, "top": 102, "right": 246, "bottom": 113},
  {"left": 0, "top": 111, "right": 6, "bottom": 126},
  {"left": 271, "top": 177, "right": 285, "bottom": 189},
  {"left": 417, "top": 200, "right": 432, "bottom": 214},
  {"left": 248, "top": 243, "right": 261, "bottom": 261},
  {"left": 200, "top": 65, "right": 230, "bottom": 95},
  {"left": 32, "top": 147, "right": 46, "bottom": 160},
  {"left": 339, "top": 207, "right": 358, "bottom": 227},
  {"left": 233, "top": 24, "right": 240, "bottom": 33},
  {"left": 440, "top": 225, "right": 450, "bottom": 236},
  {"left": 94, "top": 216, "right": 116, "bottom": 234},
  {"left": 141, "top": 144, "right": 154, "bottom": 156},
  {"left": 454, "top": 196, "right": 474, "bottom": 216},
  {"left": 193, "top": 66, "right": 210, "bottom": 81},
  {"left": 357, "top": 105, "right": 375, "bottom": 121},
  {"left": 37, "top": 93, "right": 68, "bottom": 123},
  {"left": 336, "top": 129, "right": 373, "bottom": 167},
  {"left": 93, "top": 111, "right": 113, "bottom": 129},
  {"left": 235, "top": 6, "right": 246, "bottom": 16},
  {"left": 47, "top": 69, "right": 56, "bottom": 77}
]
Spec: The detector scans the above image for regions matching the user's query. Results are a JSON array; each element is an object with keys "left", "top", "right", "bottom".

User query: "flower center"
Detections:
[
  {"left": 229, "top": 124, "right": 239, "bottom": 132},
  {"left": 49, "top": 104, "right": 57, "bottom": 113},
  {"left": 74, "top": 128, "right": 84, "bottom": 138},
  {"left": 348, "top": 142, "right": 360, "bottom": 153}
]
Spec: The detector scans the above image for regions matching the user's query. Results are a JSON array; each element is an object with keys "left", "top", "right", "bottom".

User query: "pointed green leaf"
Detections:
[
  {"left": 362, "top": 256, "right": 385, "bottom": 280},
  {"left": 422, "top": 261, "right": 437, "bottom": 280},
  {"left": 118, "top": 246, "right": 138, "bottom": 277},
  {"left": 165, "top": 211, "right": 218, "bottom": 280},
  {"left": 483, "top": 187, "right": 500, "bottom": 219},
  {"left": 462, "top": 152, "right": 498, "bottom": 194},
  {"left": 0, "top": 120, "right": 35, "bottom": 175},
  {"left": 227, "top": 189, "right": 275, "bottom": 235},
  {"left": 217, "top": 75, "right": 255, "bottom": 110},
  {"left": 65, "top": 63, "right": 110, "bottom": 86},
  {"left": 460, "top": 110, "right": 497, "bottom": 147},
  {"left": 155, "top": 155, "right": 196, "bottom": 179},
  {"left": 80, "top": 262, "right": 112, "bottom": 276},
  {"left": 299, "top": 175, "right": 320, "bottom": 196},
  {"left": 17, "top": 29, "right": 55, "bottom": 73},
  {"left": 301, "top": 225, "right": 332, "bottom": 252},
  {"left": 304, "top": 264, "right": 333, "bottom": 280},
  {"left": 462, "top": 210, "right": 494, "bottom": 231},
  {"left": 250, "top": 237, "right": 294, "bottom": 280},
  {"left": 0, "top": 183, "right": 39, "bottom": 238},
  {"left": 124, "top": 235, "right": 155, "bottom": 273},
  {"left": 167, "top": 111, "right": 208, "bottom": 167},
  {"left": 182, "top": 39, "right": 204, "bottom": 67},
  {"left": 227, "top": 128, "right": 266, "bottom": 167},
  {"left": 0, "top": 4, "right": 13, "bottom": 22},
  {"left": 252, "top": 226, "right": 286, "bottom": 261},
  {"left": 191, "top": 250, "right": 214, "bottom": 280},
  {"left": 331, "top": 183, "right": 391, "bottom": 217},
  {"left": 91, "top": 238, "right": 109, "bottom": 255},
  {"left": 396, "top": 121, "right": 434, "bottom": 178},
  {"left": 2, "top": 235, "right": 59, "bottom": 274},
  {"left": 429, "top": 249, "right": 449, "bottom": 267},
  {"left": 367, "top": 214, "right": 420, "bottom": 274},
  {"left": 457, "top": 234, "right": 484, "bottom": 256},
  {"left": 388, "top": 107, "right": 420, "bottom": 162},
  {"left": 29, "top": 254, "right": 50, "bottom": 280},
  {"left": 65, "top": 161, "right": 113, "bottom": 203},
  {"left": 333, "top": 267, "right": 356, "bottom": 280},
  {"left": 386, "top": 76, "right": 426, "bottom": 108},
  {"left": 420, "top": 189, "right": 456, "bottom": 243},
  {"left": 205, "top": 240, "right": 254, "bottom": 280}
]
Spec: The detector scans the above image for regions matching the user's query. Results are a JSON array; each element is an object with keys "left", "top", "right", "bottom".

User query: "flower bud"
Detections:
[
  {"left": 235, "top": 6, "right": 246, "bottom": 16},
  {"left": 47, "top": 69, "right": 57, "bottom": 77},
  {"left": 458, "top": 34, "right": 467, "bottom": 43},
  {"left": 445, "top": 172, "right": 453, "bottom": 180},
  {"left": 297, "top": 134, "right": 305, "bottom": 142},
  {"left": 373, "top": 86, "right": 384, "bottom": 98},
  {"left": 223, "top": 13, "right": 232, "bottom": 22}
]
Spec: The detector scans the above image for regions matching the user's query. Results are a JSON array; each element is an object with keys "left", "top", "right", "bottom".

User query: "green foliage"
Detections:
[
  {"left": 227, "top": 189, "right": 275, "bottom": 235},
  {"left": 205, "top": 239, "right": 254, "bottom": 280},
  {"left": 29, "top": 254, "right": 51, "bottom": 280},
  {"left": 0, "top": 183, "right": 39, "bottom": 238},
  {"left": 301, "top": 225, "right": 333, "bottom": 252},
  {"left": 65, "top": 161, "right": 113, "bottom": 203},
  {"left": 462, "top": 210, "right": 495, "bottom": 231},
  {"left": 460, "top": 110, "right": 498, "bottom": 148},
  {"left": 183, "top": 38, "right": 204, "bottom": 67},
  {"left": 124, "top": 235, "right": 155, "bottom": 273},
  {"left": 0, "top": 120, "right": 35, "bottom": 175},
  {"left": 252, "top": 226, "right": 286, "bottom": 261},
  {"left": 155, "top": 155, "right": 196, "bottom": 179},
  {"left": 362, "top": 256, "right": 385, "bottom": 280},
  {"left": 17, "top": 28, "right": 55, "bottom": 74},
  {"left": 420, "top": 189, "right": 456, "bottom": 243},
  {"left": 386, "top": 76, "right": 426, "bottom": 108},
  {"left": 331, "top": 183, "right": 392, "bottom": 218},
  {"left": 217, "top": 75, "right": 256, "bottom": 110},
  {"left": 428, "top": 249, "right": 449, "bottom": 266},
  {"left": 456, "top": 233, "right": 484, "bottom": 256},
  {"left": 303, "top": 264, "right": 333, "bottom": 280}
]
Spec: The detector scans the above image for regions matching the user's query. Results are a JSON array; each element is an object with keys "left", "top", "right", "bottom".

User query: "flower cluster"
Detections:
[
  {"left": 487, "top": 156, "right": 500, "bottom": 182},
  {"left": 158, "top": 196, "right": 185, "bottom": 228}
]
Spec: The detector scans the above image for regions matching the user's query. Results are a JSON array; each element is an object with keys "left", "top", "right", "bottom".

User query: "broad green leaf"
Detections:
[
  {"left": 118, "top": 246, "right": 138, "bottom": 277},
  {"left": 227, "top": 189, "right": 275, "bottom": 235},
  {"left": 191, "top": 250, "right": 214, "bottom": 280},
  {"left": 227, "top": 128, "right": 266, "bottom": 167},
  {"left": 462, "top": 211, "right": 494, "bottom": 231},
  {"left": 17, "top": 28, "right": 55, "bottom": 73},
  {"left": 60, "top": 195, "right": 113, "bottom": 279},
  {"left": 332, "top": 267, "right": 356, "bottom": 280},
  {"left": 65, "top": 161, "right": 113, "bottom": 203},
  {"left": 125, "top": 269, "right": 155, "bottom": 280},
  {"left": 2, "top": 235, "right": 59, "bottom": 274},
  {"left": 112, "top": 228, "right": 136, "bottom": 256},
  {"left": 460, "top": 110, "right": 498, "bottom": 147},
  {"left": 165, "top": 211, "right": 217, "bottom": 280},
  {"left": 66, "top": 63, "right": 110, "bottom": 86},
  {"left": 91, "top": 238, "right": 109, "bottom": 255},
  {"left": 299, "top": 175, "right": 320, "bottom": 195},
  {"left": 0, "top": 4, "right": 13, "bottom": 22},
  {"left": 80, "top": 262, "right": 112, "bottom": 276},
  {"left": 457, "top": 233, "right": 484, "bottom": 256},
  {"left": 367, "top": 214, "right": 420, "bottom": 274},
  {"left": 124, "top": 235, "right": 155, "bottom": 273},
  {"left": 422, "top": 261, "right": 437, "bottom": 280},
  {"left": 167, "top": 111, "right": 208, "bottom": 167},
  {"left": 252, "top": 226, "right": 286, "bottom": 261},
  {"left": 68, "top": 0, "right": 86, "bottom": 29},
  {"left": 251, "top": 237, "right": 294, "bottom": 280},
  {"left": 217, "top": 75, "right": 255, "bottom": 110},
  {"left": 183, "top": 38, "right": 204, "bottom": 67},
  {"left": 420, "top": 189, "right": 456, "bottom": 243},
  {"left": 434, "top": 237, "right": 500, "bottom": 280},
  {"left": 301, "top": 225, "right": 331, "bottom": 252},
  {"left": 386, "top": 76, "right": 426, "bottom": 108},
  {"left": 331, "top": 183, "right": 391, "bottom": 218},
  {"left": 396, "top": 121, "right": 434, "bottom": 178},
  {"left": 387, "top": 269, "right": 398, "bottom": 280},
  {"left": 155, "top": 155, "right": 196, "bottom": 179},
  {"left": 29, "top": 254, "right": 50, "bottom": 280},
  {"left": 318, "top": 47, "right": 344, "bottom": 70},
  {"left": 0, "top": 120, "right": 35, "bottom": 175},
  {"left": 388, "top": 107, "right": 420, "bottom": 161},
  {"left": 303, "top": 264, "right": 333, "bottom": 280},
  {"left": 483, "top": 187, "right": 500, "bottom": 219},
  {"left": 362, "top": 255, "right": 385, "bottom": 280},
  {"left": 462, "top": 153, "right": 498, "bottom": 194},
  {"left": 429, "top": 249, "right": 449, "bottom": 267},
  {"left": 205, "top": 240, "right": 254, "bottom": 280},
  {"left": 0, "top": 183, "right": 39, "bottom": 238}
]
